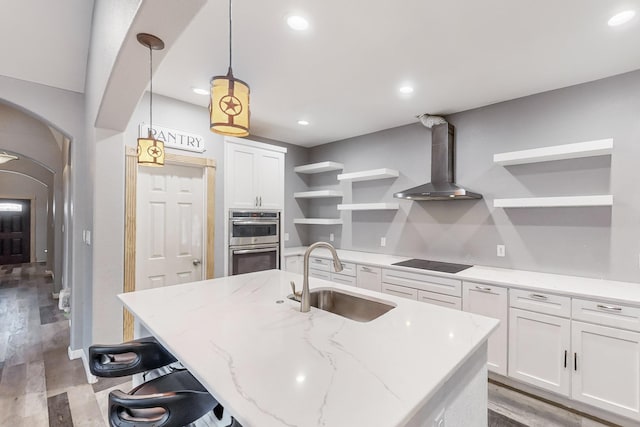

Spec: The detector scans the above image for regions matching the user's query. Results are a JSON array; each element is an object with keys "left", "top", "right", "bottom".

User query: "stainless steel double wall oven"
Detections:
[{"left": 228, "top": 210, "right": 280, "bottom": 275}]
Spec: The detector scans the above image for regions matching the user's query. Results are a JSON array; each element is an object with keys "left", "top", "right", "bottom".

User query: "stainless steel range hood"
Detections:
[{"left": 394, "top": 119, "right": 482, "bottom": 201}]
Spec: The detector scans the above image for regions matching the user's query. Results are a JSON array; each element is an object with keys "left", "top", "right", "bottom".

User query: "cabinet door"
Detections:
[
  {"left": 357, "top": 265, "right": 382, "bottom": 292},
  {"left": 463, "top": 283, "right": 508, "bottom": 376},
  {"left": 256, "top": 150, "right": 284, "bottom": 210},
  {"left": 572, "top": 321, "right": 640, "bottom": 420},
  {"left": 284, "top": 255, "right": 301, "bottom": 274},
  {"left": 508, "top": 308, "right": 571, "bottom": 396},
  {"left": 227, "top": 144, "right": 258, "bottom": 209}
]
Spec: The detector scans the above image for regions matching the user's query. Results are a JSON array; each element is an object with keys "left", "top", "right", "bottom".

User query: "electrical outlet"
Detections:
[
  {"left": 497, "top": 244, "right": 505, "bottom": 257},
  {"left": 329, "top": 233, "right": 334, "bottom": 242},
  {"left": 284, "top": 233, "right": 290, "bottom": 241},
  {"left": 85, "top": 231, "right": 91, "bottom": 245},
  {"left": 381, "top": 237, "right": 386, "bottom": 247}
]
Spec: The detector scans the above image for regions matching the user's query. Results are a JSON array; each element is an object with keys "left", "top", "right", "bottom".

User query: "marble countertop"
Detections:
[
  {"left": 119, "top": 269, "right": 498, "bottom": 427},
  {"left": 283, "top": 247, "right": 640, "bottom": 306}
]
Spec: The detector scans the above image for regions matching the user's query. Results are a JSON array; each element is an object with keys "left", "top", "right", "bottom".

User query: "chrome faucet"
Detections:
[{"left": 299, "top": 242, "right": 343, "bottom": 312}]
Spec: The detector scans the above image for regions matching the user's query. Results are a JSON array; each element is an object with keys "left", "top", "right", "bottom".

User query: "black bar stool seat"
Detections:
[
  {"left": 109, "top": 369, "right": 218, "bottom": 427},
  {"left": 89, "top": 337, "right": 177, "bottom": 377}
]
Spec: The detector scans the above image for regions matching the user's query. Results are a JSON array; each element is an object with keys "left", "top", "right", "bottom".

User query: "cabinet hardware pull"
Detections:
[
  {"left": 313, "top": 259, "right": 323, "bottom": 264},
  {"left": 259, "top": 196, "right": 262, "bottom": 206},
  {"left": 574, "top": 353, "right": 577, "bottom": 371},
  {"left": 255, "top": 196, "right": 258, "bottom": 207},
  {"left": 597, "top": 304, "right": 622, "bottom": 312},
  {"left": 475, "top": 286, "right": 492, "bottom": 292},
  {"left": 529, "top": 293, "right": 548, "bottom": 300},
  {"left": 361, "top": 266, "right": 375, "bottom": 273},
  {"left": 564, "top": 350, "right": 567, "bottom": 368}
]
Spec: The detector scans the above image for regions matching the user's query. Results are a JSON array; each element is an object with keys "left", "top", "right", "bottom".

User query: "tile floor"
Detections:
[{"left": 0, "top": 263, "right": 625, "bottom": 426}]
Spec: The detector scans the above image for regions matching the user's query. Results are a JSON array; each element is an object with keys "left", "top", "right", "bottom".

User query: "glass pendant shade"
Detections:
[
  {"left": 137, "top": 135, "right": 165, "bottom": 167},
  {"left": 210, "top": 68, "right": 250, "bottom": 137}
]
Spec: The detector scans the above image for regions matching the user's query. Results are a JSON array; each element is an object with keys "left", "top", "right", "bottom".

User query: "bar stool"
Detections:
[{"left": 89, "top": 337, "right": 220, "bottom": 427}]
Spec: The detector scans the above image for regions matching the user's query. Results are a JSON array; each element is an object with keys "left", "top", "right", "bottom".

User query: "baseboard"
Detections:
[{"left": 68, "top": 346, "right": 98, "bottom": 384}]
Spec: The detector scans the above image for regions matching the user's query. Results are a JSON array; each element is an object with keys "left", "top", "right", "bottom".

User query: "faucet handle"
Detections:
[{"left": 290, "top": 281, "right": 302, "bottom": 299}]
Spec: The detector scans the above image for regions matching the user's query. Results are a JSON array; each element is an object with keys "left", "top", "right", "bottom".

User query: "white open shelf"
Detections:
[
  {"left": 493, "top": 195, "right": 613, "bottom": 208},
  {"left": 293, "top": 218, "right": 343, "bottom": 225},
  {"left": 337, "top": 203, "right": 399, "bottom": 211},
  {"left": 294, "top": 161, "right": 344, "bottom": 174},
  {"left": 337, "top": 168, "right": 399, "bottom": 182},
  {"left": 293, "top": 190, "right": 343, "bottom": 199},
  {"left": 493, "top": 139, "right": 613, "bottom": 166}
]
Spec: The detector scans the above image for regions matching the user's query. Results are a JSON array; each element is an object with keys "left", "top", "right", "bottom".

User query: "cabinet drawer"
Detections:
[
  {"left": 418, "top": 290, "right": 461, "bottom": 310},
  {"left": 382, "top": 269, "right": 461, "bottom": 297},
  {"left": 357, "top": 265, "right": 382, "bottom": 292},
  {"left": 330, "top": 272, "right": 357, "bottom": 287},
  {"left": 309, "top": 257, "right": 330, "bottom": 271},
  {"left": 572, "top": 299, "right": 640, "bottom": 332},
  {"left": 510, "top": 289, "right": 571, "bottom": 318},
  {"left": 382, "top": 283, "right": 418, "bottom": 300},
  {"left": 309, "top": 268, "right": 331, "bottom": 280},
  {"left": 331, "top": 261, "right": 356, "bottom": 276}
]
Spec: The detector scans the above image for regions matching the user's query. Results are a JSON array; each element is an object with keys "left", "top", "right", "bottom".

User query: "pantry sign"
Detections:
[{"left": 139, "top": 124, "right": 205, "bottom": 153}]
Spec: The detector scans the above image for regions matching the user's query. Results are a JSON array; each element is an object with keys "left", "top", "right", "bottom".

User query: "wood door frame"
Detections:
[{"left": 123, "top": 147, "right": 216, "bottom": 340}]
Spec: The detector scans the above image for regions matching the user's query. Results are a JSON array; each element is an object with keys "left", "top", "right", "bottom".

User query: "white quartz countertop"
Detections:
[
  {"left": 119, "top": 269, "right": 498, "bottom": 427},
  {"left": 283, "top": 247, "right": 640, "bottom": 306}
]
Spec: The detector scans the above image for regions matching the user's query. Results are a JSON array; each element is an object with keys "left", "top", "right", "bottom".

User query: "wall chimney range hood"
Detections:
[{"left": 394, "top": 118, "right": 482, "bottom": 201}]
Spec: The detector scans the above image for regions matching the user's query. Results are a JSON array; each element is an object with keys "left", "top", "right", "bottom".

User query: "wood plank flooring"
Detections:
[{"left": 0, "top": 262, "right": 625, "bottom": 426}]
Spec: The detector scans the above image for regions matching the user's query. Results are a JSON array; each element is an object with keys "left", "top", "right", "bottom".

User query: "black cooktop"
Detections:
[{"left": 391, "top": 259, "right": 472, "bottom": 274}]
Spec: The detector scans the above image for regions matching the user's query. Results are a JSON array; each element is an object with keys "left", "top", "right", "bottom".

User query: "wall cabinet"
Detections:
[
  {"left": 462, "top": 282, "right": 508, "bottom": 375},
  {"left": 225, "top": 139, "right": 285, "bottom": 210}
]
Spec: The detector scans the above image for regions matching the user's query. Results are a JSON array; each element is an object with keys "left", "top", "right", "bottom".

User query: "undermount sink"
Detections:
[{"left": 290, "top": 287, "right": 396, "bottom": 322}]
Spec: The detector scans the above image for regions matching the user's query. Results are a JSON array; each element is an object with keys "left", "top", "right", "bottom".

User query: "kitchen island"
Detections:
[{"left": 119, "top": 269, "right": 498, "bottom": 426}]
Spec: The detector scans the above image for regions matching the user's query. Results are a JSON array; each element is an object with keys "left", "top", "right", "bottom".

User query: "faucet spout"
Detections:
[{"left": 301, "top": 242, "right": 342, "bottom": 312}]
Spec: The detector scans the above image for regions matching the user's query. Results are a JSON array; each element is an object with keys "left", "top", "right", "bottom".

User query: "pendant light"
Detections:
[
  {"left": 137, "top": 33, "right": 165, "bottom": 167},
  {"left": 210, "top": 0, "right": 250, "bottom": 137},
  {"left": 0, "top": 152, "right": 19, "bottom": 165}
]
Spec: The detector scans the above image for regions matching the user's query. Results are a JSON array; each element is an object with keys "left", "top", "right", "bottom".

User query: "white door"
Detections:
[
  {"left": 227, "top": 144, "right": 258, "bottom": 209},
  {"left": 136, "top": 163, "right": 205, "bottom": 290},
  {"left": 572, "top": 321, "right": 640, "bottom": 420},
  {"left": 508, "top": 308, "right": 571, "bottom": 396},
  {"left": 256, "top": 150, "right": 284, "bottom": 209},
  {"left": 463, "top": 283, "right": 509, "bottom": 375}
]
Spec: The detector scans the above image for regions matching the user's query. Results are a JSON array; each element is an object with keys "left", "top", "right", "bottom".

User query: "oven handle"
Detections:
[
  {"left": 232, "top": 247, "right": 278, "bottom": 255},
  {"left": 231, "top": 220, "right": 279, "bottom": 226}
]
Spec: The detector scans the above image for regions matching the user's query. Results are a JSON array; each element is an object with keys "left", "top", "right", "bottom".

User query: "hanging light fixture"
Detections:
[
  {"left": 0, "top": 152, "right": 19, "bottom": 165},
  {"left": 210, "top": 0, "right": 250, "bottom": 137},
  {"left": 137, "top": 33, "right": 165, "bottom": 167}
]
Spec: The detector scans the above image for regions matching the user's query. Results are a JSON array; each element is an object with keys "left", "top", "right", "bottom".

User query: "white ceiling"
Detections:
[
  {"left": 2, "top": 1, "right": 639, "bottom": 147},
  {"left": 0, "top": 0, "right": 94, "bottom": 93}
]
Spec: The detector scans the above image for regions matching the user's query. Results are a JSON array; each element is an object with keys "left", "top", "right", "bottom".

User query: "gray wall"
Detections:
[{"left": 305, "top": 70, "right": 640, "bottom": 283}]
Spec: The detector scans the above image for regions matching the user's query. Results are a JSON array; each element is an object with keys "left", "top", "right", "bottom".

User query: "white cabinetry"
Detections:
[
  {"left": 357, "top": 265, "right": 382, "bottom": 292},
  {"left": 225, "top": 138, "right": 285, "bottom": 210},
  {"left": 462, "top": 282, "right": 508, "bottom": 375},
  {"left": 284, "top": 255, "right": 302, "bottom": 274},
  {"left": 381, "top": 268, "right": 462, "bottom": 308},
  {"left": 508, "top": 307, "right": 571, "bottom": 396},
  {"left": 570, "top": 298, "right": 640, "bottom": 420}
]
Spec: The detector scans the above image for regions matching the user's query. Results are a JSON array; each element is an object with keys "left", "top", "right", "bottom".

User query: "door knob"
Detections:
[{"left": 193, "top": 259, "right": 201, "bottom": 266}]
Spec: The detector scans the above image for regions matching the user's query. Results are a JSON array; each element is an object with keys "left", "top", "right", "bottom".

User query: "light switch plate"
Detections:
[
  {"left": 330, "top": 233, "right": 334, "bottom": 242},
  {"left": 284, "top": 233, "right": 289, "bottom": 241},
  {"left": 497, "top": 244, "right": 505, "bottom": 257},
  {"left": 381, "top": 237, "right": 386, "bottom": 247}
]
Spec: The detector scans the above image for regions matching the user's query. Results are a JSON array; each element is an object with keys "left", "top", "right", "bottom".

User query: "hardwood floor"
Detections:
[{"left": 0, "top": 263, "right": 625, "bottom": 426}]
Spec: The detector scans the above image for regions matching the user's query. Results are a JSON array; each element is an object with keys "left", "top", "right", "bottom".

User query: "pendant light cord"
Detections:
[
  {"left": 149, "top": 43, "right": 153, "bottom": 135},
  {"left": 228, "top": 0, "right": 233, "bottom": 70}
]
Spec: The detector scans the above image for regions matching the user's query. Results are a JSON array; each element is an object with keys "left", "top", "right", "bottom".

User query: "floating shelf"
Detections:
[
  {"left": 293, "top": 218, "right": 343, "bottom": 225},
  {"left": 337, "top": 168, "right": 399, "bottom": 182},
  {"left": 337, "top": 203, "right": 400, "bottom": 211},
  {"left": 493, "top": 139, "right": 613, "bottom": 166},
  {"left": 294, "top": 161, "right": 344, "bottom": 174},
  {"left": 294, "top": 190, "right": 344, "bottom": 199},
  {"left": 493, "top": 195, "right": 613, "bottom": 208}
]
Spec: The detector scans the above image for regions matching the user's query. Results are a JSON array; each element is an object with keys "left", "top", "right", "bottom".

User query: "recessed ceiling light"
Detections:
[
  {"left": 192, "top": 87, "right": 209, "bottom": 95},
  {"left": 287, "top": 15, "right": 309, "bottom": 31},
  {"left": 297, "top": 120, "right": 310, "bottom": 126},
  {"left": 608, "top": 10, "right": 636, "bottom": 26},
  {"left": 399, "top": 86, "right": 414, "bottom": 94}
]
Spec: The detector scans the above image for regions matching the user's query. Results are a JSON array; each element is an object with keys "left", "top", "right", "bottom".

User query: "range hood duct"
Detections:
[{"left": 394, "top": 117, "right": 482, "bottom": 201}]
